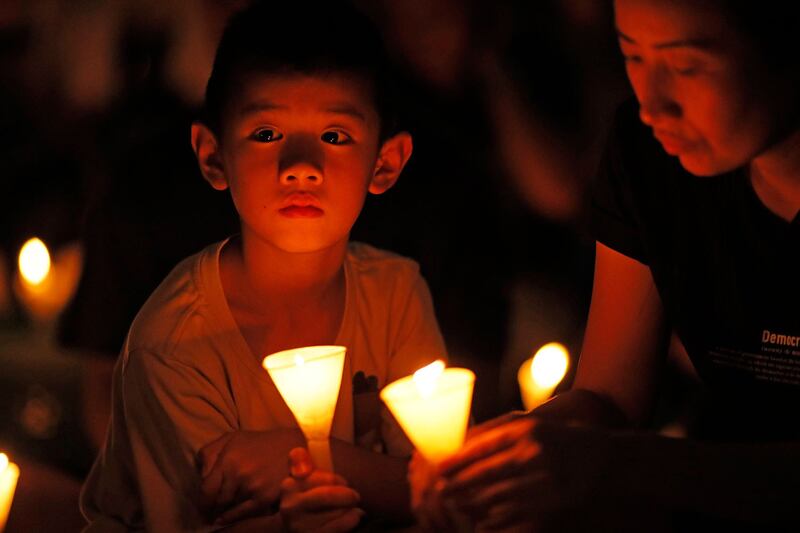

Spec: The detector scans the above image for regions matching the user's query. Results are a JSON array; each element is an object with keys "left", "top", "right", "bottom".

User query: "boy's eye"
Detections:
[
  {"left": 321, "top": 131, "right": 351, "bottom": 145},
  {"left": 252, "top": 129, "right": 282, "bottom": 143}
]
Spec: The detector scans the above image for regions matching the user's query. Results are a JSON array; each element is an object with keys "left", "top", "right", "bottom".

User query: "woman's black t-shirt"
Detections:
[{"left": 593, "top": 99, "right": 800, "bottom": 440}]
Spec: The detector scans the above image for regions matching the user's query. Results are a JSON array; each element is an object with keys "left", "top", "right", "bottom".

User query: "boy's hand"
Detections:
[
  {"left": 279, "top": 447, "right": 364, "bottom": 532},
  {"left": 198, "top": 429, "right": 304, "bottom": 524}
]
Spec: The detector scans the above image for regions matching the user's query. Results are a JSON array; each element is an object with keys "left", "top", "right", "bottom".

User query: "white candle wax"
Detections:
[
  {"left": 381, "top": 361, "right": 475, "bottom": 464},
  {"left": 263, "top": 346, "right": 346, "bottom": 471}
]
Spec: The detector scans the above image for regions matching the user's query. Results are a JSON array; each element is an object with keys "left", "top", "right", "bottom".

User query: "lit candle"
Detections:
[
  {"left": 13, "top": 238, "right": 82, "bottom": 323},
  {"left": 263, "top": 346, "right": 346, "bottom": 472},
  {"left": 0, "top": 452, "right": 20, "bottom": 532},
  {"left": 19, "top": 238, "right": 51, "bottom": 286},
  {"left": 380, "top": 360, "right": 475, "bottom": 464},
  {"left": 518, "top": 342, "right": 569, "bottom": 411}
]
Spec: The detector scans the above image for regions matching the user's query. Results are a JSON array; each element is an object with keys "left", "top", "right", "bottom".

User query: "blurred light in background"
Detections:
[
  {"left": 0, "top": 451, "right": 20, "bottom": 532},
  {"left": 17, "top": 239, "right": 49, "bottom": 287},
  {"left": 518, "top": 342, "right": 569, "bottom": 410},
  {"left": 13, "top": 239, "right": 82, "bottom": 324}
]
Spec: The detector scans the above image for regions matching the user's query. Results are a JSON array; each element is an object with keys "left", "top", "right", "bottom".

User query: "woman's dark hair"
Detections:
[
  {"left": 201, "top": 1, "right": 397, "bottom": 140},
  {"left": 719, "top": 0, "right": 800, "bottom": 72}
]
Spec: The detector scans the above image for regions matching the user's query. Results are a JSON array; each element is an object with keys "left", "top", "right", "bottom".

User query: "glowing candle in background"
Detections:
[
  {"left": 381, "top": 360, "right": 475, "bottom": 464},
  {"left": 518, "top": 342, "right": 570, "bottom": 411},
  {"left": 13, "top": 238, "right": 83, "bottom": 323},
  {"left": 18, "top": 239, "right": 51, "bottom": 286},
  {"left": 0, "top": 452, "right": 20, "bottom": 532},
  {"left": 263, "top": 346, "right": 346, "bottom": 472}
]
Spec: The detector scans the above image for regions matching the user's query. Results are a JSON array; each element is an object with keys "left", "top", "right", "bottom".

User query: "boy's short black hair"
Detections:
[{"left": 202, "top": 1, "right": 397, "bottom": 141}]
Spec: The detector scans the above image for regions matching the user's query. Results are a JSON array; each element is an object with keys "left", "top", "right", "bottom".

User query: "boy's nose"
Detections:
[
  {"left": 279, "top": 163, "right": 323, "bottom": 186},
  {"left": 278, "top": 136, "right": 324, "bottom": 186}
]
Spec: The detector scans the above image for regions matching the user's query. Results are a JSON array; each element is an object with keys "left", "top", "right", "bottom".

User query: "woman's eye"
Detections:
[
  {"left": 321, "top": 131, "right": 351, "bottom": 145},
  {"left": 252, "top": 129, "right": 282, "bottom": 143},
  {"left": 672, "top": 63, "right": 700, "bottom": 77},
  {"left": 623, "top": 54, "right": 642, "bottom": 65}
]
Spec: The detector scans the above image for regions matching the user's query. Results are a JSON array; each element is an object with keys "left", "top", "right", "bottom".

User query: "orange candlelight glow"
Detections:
[
  {"left": 0, "top": 452, "right": 20, "bottom": 532},
  {"left": 13, "top": 238, "right": 83, "bottom": 323},
  {"left": 263, "top": 346, "right": 347, "bottom": 471},
  {"left": 518, "top": 342, "right": 569, "bottom": 410},
  {"left": 381, "top": 360, "right": 474, "bottom": 464},
  {"left": 18, "top": 238, "right": 51, "bottom": 287}
]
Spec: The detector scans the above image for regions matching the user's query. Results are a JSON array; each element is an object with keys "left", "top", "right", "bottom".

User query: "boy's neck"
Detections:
[{"left": 224, "top": 233, "right": 348, "bottom": 313}]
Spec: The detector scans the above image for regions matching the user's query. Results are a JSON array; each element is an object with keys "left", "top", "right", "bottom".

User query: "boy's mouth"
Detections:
[
  {"left": 280, "top": 193, "right": 324, "bottom": 218},
  {"left": 279, "top": 205, "right": 324, "bottom": 218}
]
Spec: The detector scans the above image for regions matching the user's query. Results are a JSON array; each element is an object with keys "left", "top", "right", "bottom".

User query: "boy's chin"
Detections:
[{"left": 270, "top": 236, "right": 348, "bottom": 255}]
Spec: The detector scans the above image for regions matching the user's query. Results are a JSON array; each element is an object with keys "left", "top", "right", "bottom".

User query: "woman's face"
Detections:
[{"left": 615, "top": 0, "right": 796, "bottom": 176}]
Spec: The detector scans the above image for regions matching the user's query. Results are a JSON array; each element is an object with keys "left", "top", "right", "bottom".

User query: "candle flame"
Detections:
[
  {"left": 530, "top": 342, "right": 569, "bottom": 389},
  {"left": 0, "top": 453, "right": 7, "bottom": 473},
  {"left": 412, "top": 359, "right": 445, "bottom": 399},
  {"left": 19, "top": 238, "right": 51, "bottom": 285}
]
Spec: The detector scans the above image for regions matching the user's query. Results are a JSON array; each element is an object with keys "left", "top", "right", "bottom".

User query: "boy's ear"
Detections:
[
  {"left": 369, "top": 132, "right": 413, "bottom": 195},
  {"left": 191, "top": 122, "right": 228, "bottom": 191}
]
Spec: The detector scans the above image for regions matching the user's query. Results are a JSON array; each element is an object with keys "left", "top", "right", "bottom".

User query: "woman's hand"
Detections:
[
  {"left": 279, "top": 448, "right": 364, "bottom": 533},
  {"left": 438, "top": 414, "right": 626, "bottom": 531},
  {"left": 407, "top": 451, "right": 457, "bottom": 531}
]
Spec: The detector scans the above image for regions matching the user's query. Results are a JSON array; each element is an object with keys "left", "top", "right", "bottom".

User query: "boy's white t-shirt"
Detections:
[{"left": 80, "top": 240, "right": 448, "bottom": 532}]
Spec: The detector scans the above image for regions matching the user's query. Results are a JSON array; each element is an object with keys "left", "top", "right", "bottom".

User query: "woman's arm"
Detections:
[
  {"left": 408, "top": 242, "right": 670, "bottom": 528},
  {"left": 570, "top": 241, "right": 670, "bottom": 425},
  {"left": 520, "top": 241, "right": 669, "bottom": 428},
  {"left": 436, "top": 243, "right": 800, "bottom": 528}
]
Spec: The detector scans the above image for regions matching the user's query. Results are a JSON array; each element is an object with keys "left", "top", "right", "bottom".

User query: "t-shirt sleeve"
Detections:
[
  {"left": 125, "top": 349, "right": 237, "bottom": 531},
  {"left": 82, "top": 348, "right": 236, "bottom": 532},
  {"left": 591, "top": 103, "right": 649, "bottom": 264},
  {"left": 381, "top": 266, "right": 449, "bottom": 457}
]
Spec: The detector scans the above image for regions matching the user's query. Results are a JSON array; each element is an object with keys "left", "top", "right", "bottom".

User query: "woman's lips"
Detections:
[
  {"left": 654, "top": 130, "right": 695, "bottom": 155},
  {"left": 279, "top": 205, "right": 324, "bottom": 218}
]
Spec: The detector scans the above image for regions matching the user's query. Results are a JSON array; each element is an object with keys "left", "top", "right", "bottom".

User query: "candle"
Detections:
[
  {"left": 263, "top": 346, "right": 346, "bottom": 472},
  {"left": 18, "top": 238, "right": 50, "bottom": 285},
  {"left": 380, "top": 360, "right": 475, "bottom": 464},
  {"left": 518, "top": 342, "right": 569, "bottom": 410},
  {"left": 13, "top": 238, "right": 83, "bottom": 323},
  {"left": 0, "top": 452, "right": 20, "bottom": 532}
]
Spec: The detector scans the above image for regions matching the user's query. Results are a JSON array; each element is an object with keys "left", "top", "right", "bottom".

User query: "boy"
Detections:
[{"left": 80, "top": 2, "right": 447, "bottom": 531}]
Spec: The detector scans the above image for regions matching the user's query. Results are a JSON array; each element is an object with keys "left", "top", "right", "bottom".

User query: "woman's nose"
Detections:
[{"left": 635, "top": 65, "right": 681, "bottom": 126}]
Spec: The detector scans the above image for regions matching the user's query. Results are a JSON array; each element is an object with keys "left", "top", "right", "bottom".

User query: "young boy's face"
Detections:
[{"left": 195, "top": 73, "right": 407, "bottom": 254}]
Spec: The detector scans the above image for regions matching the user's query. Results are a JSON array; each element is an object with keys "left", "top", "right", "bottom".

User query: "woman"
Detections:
[{"left": 417, "top": 0, "right": 800, "bottom": 530}]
